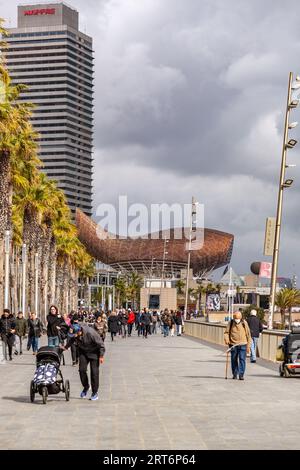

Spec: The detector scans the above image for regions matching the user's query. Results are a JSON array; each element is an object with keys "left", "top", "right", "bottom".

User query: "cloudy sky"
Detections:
[{"left": 2, "top": 0, "right": 300, "bottom": 281}]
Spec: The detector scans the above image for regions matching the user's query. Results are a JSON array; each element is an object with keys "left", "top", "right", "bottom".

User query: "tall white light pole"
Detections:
[
  {"left": 269, "top": 72, "right": 299, "bottom": 329},
  {"left": 21, "top": 244, "right": 27, "bottom": 315},
  {"left": 148, "top": 256, "right": 155, "bottom": 308},
  {"left": 34, "top": 253, "right": 39, "bottom": 315},
  {"left": 4, "top": 230, "right": 10, "bottom": 309},
  {"left": 159, "top": 238, "right": 168, "bottom": 310},
  {"left": 184, "top": 197, "right": 198, "bottom": 319}
]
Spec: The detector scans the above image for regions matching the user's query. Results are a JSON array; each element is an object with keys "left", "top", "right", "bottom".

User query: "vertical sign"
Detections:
[
  {"left": 264, "top": 217, "right": 276, "bottom": 256},
  {"left": 259, "top": 262, "right": 272, "bottom": 278}
]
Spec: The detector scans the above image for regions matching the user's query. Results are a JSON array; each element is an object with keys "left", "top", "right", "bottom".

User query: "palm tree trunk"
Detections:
[
  {"left": 56, "top": 262, "right": 64, "bottom": 313},
  {"left": 48, "top": 238, "right": 56, "bottom": 305},
  {"left": 10, "top": 245, "right": 18, "bottom": 314},
  {"left": 281, "top": 309, "right": 285, "bottom": 328},
  {"left": 0, "top": 239, "right": 4, "bottom": 312}
]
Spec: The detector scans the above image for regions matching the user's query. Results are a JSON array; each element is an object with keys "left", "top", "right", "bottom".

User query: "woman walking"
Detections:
[
  {"left": 27, "top": 312, "right": 43, "bottom": 354},
  {"left": 108, "top": 311, "right": 119, "bottom": 341},
  {"left": 46, "top": 305, "right": 62, "bottom": 347}
]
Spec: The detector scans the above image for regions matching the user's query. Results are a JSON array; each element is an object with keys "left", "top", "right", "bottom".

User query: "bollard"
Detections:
[{"left": 0, "top": 339, "right": 6, "bottom": 364}]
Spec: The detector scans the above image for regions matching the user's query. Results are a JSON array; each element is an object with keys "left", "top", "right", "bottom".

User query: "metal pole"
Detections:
[
  {"left": 159, "top": 238, "right": 168, "bottom": 311},
  {"left": 21, "top": 244, "right": 26, "bottom": 315},
  {"left": 148, "top": 257, "right": 155, "bottom": 308},
  {"left": 34, "top": 252, "right": 39, "bottom": 315},
  {"left": 184, "top": 197, "right": 196, "bottom": 318},
  {"left": 269, "top": 72, "right": 293, "bottom": 329},
  {"left": 4, "top": 230, "right": 10, "bottom": 309},
  {"left": 229, "top": 267, "right": 232, "bottom": 320}
]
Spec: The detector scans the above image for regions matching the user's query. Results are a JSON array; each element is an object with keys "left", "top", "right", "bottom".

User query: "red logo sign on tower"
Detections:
[{"left": 24, "top": 8, "right": 56, "bottom": 16}]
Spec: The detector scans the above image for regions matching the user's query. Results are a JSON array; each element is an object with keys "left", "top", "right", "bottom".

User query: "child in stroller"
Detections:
[
  {"left": 30, "top": 346, "right": 70, "bottom": 404},
  {"left": 279, "top": 327, "right": 300, "bottom": 378}
]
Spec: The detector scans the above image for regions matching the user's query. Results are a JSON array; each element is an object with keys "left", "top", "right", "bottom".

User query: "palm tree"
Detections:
[
  {"left": 115, "top": 277, "right": 127, "bottom": 308},
  {"left": 275, "top": 288, "right": 300, "bottom": 329},
  {"left": 0, "top": 31, "right": 94, "bottom": 314},
  {"left": 126, "top": 272, "right": 143, "bottom": 310},
  {"left": 176, "top": 279, "right": 185, "bottom": 295},
  {"left": 194, "top": 283, "right": 206, "bottom": 312}
]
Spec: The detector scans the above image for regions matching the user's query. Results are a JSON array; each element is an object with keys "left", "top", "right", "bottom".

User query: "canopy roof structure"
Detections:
[{"left": 76, "top": 209, "right": 234, "bottom": 277}]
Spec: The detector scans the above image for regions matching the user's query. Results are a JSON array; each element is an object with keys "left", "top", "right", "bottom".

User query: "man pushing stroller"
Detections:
[{"left": 61, "top": 323, "right": 105, "bottom": 401}]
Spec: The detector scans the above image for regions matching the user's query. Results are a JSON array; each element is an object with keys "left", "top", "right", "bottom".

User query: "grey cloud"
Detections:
[{"left": 2, "top": 0, "right": 300, "bottom": 280}]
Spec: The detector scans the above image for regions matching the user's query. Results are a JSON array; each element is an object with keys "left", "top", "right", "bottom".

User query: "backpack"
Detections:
[{"left": 228, "top": 319, "right": 246, "bottom": 338}]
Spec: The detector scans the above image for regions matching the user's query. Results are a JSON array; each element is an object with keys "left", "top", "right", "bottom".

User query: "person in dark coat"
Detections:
[
  {"left": 70, "top": 314, "right": 80, "bottom": 366},
  {"left": 46, "top": 305, "right": 62, "bottom": 347},
  {"left": 0, "top": 309, "right": 16, "bottom": 360},
  {"left": 63, "top": 323, "right": 105, "bottom": 401},
  {"left": 108, "top": 311, "right": 119, "bottom": 341},
  {"left": 246, "top": 309, "right": 263, "bottom": 363},
  {"left": 141, "top": 308, "right": 151, "bottom": 338},
  {"left": 117, "top": 310, "right": 128, "bottom": 338},
  {"left": 175, "top": 310, "right": 183, "bottom": 336},
  {"left": 14, "top": 311, "right": 28, "bottom": 355},
  {"left": 27, "top": 312, "right": 44, "bottom": 354}
]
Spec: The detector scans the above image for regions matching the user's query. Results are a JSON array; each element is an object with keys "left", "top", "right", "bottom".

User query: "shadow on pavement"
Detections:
[
  {"left": 250, "top": 374, "right": 298, "bottom": 379},
  {"left": 181, "top": 375, "right": 226, "bottom": 380},
  {"left": 2, "top": 396, "right": 41, "bottom": 404},
  {"left": 193, "top": 360, "right": 225, "bottom": 363}
]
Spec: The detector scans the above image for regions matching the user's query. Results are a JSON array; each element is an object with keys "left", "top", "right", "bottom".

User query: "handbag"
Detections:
[{"left": 276, "top": 345, "right": 284, "bottom": 362}]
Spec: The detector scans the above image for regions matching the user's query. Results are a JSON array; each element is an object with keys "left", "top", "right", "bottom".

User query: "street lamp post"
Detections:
[
  {"left": 184, "top": 197, "right": 198, "bottom": 319},
  {"left": 269, "top": 72, "right": 299, "bottom": 329},
  {"left": 147, "top": 257, "right": 155, "bottom": 308},
  {"left": 21, "top": 244, "right": 26, "bottom": 315},
  {"left": 159, "top": 238, "right": 168, "bottom": 310},
  {"left": 34, "top": 253, "right": 39, "bottom": 315},
  {"left": 4, "top": 230, "right": 10, "bottom": 309}
]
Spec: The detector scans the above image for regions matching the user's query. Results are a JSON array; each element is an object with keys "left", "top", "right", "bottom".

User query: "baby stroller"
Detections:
[
  {"left": 279, "top": 327, "right": 300, "bottom": 378},
  {"left": 30, "top": 346, "right": 70, "bottom": 404}
]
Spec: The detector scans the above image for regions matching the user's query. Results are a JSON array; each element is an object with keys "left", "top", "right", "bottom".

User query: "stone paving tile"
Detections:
[{"left": 1, "top": 332, "right": 300, "bottom": 449}]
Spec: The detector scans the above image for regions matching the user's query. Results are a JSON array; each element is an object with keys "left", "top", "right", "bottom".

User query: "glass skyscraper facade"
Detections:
[{"left": 6, "top": 3, "right": 94, "bottom": 216}]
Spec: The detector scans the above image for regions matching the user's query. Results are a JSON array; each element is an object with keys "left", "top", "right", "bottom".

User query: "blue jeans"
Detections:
[
  {"left": 48, "top": 336, "right": 59, "bottom": 347},
  {"left": 27, "top": 336, "right": 39, "bottom": 352},
  {"left": 231, "top": 344, "right": 247, "bottom": 378},
  {"left": 250, "top": 337, "right": 259, "bottom": 362},
  {"left": 163, "top": 325, "right": 169, "bottom": 337}
]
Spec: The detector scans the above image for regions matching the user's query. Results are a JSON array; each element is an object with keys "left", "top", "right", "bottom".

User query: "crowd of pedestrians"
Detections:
[{"left": 0, "top": 305, "right": 185, "bottom": 401}]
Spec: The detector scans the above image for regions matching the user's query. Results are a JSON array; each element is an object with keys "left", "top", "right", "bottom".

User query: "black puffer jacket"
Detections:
[
  {"left": 47, "top": 313, "right": 62, "bottom": 337},
  {"left": 108, "top": 315, "right": 119, "bottom": 334},
  {"left": 246, "top": 315, "right": 263, "bottom": 338},
  {"left": 0, "top": 315, "right": 16, "bottom": 336}
]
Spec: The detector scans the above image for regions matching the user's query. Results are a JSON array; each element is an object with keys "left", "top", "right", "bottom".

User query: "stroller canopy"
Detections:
[{"left": 36, "top": 346, "right": 62, "bottom": 365}]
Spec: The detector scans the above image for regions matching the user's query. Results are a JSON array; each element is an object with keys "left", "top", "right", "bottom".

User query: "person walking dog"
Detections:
[{"left": 224, "top": 311, "right": 251, "bottom": 380}]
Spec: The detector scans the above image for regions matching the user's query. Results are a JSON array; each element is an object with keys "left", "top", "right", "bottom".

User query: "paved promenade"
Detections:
[{"left": 0, "top": 330, "right": 300, "bottom": 450}]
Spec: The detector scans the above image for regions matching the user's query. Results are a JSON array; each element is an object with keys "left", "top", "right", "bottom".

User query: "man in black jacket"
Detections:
[
  {"left": 246, "top": 309, "right": 263, "bottom": 363},
  {"left": 0, "top": 309, "right": 16, "bottom": 360},
  {"left": 63, "top": 323, "right": 105, "bottom": 401}
]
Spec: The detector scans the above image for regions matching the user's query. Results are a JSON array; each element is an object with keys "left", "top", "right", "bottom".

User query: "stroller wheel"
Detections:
[
  {"left": 42, "top": 386, "right": 48, "bottom": 404},
  {"left": 65, "top": 380, "right": 70, "bottom": 401},
  {"left": 30, "top": 380, "right": 35, "bottom": 403}
]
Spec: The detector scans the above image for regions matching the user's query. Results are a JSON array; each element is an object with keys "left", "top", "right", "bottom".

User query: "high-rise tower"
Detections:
[{"left": 6, "top": 3, "right": 93, "bottom": 216}]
